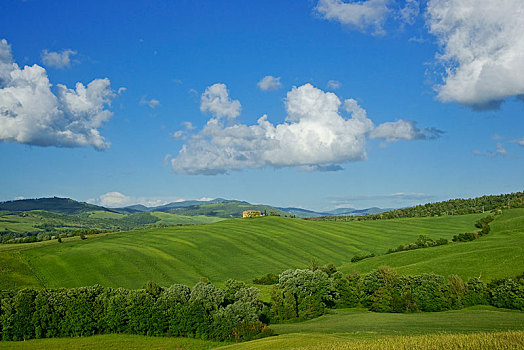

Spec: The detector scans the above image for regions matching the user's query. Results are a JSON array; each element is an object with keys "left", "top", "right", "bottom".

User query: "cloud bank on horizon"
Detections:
[
  {"left": 316, "top": 0, "right": 524, "bottom": 110},
  {"left": 0, "top": 39, "right": 116, "bottom": 149},
  {"left": 168, "top": 83, "right": 441, "bottom": 175}
]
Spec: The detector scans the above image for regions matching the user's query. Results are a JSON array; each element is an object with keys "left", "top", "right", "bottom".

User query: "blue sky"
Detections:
[{"left": 1, "top": 0, "right": 523, "bottom": 211}]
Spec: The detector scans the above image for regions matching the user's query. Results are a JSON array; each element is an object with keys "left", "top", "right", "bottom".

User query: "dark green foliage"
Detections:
[
  {"left": 488, "top": 277, "right": 524, "bottom": 311},
  {"left": 0, "top": 282, "right": 270, "bottom": 342},
  {"left": 386, "top": 235, "right": 448, "bottom": 254},
  {"left": 464, "top": 278, "right": 489, "bottom": 306},
  {"left": 351, "top": 253, "right": 375, "bottom": 263},
  {"left": 270, "top": 269, "right": 336, "bottom": 321},
  {"left": 252, "top": 273, "right": 279, "bottom": 285},
  {"left": 452, "top": 232, "right": 477, "bottom": 242}
]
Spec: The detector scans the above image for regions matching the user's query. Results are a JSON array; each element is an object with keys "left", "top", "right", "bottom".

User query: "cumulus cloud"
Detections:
[
  {"left": 515, "top": 139, "right": 524, "bottom": 147},
  {"left": 139, "top": 95, "right": 160, "bottom": 108},
  {"left": 200, "top": 83, "right": 241, "bottom": 119},
  {"left": 371, "top": 120, "right": 443, "bottom": 142},
  {"left": 88, "top": 191, "right": 184, "bottom": 208},
  {"left": 427, "top": 0, "right": 524, "bottom": 109},
  {"left": 169, "top": 83, "right": 439, "bottom": 175},
  {"left": 41, "top": 49, "right": 77, "bottom": 69},
  {"left": 315, "top": 0, "right": 392, "bottom": 35},
  {"left": 257, "top": 76, "right": 283, "bottom": 91},
  {"left": 0, "top": 39, "right": 115, "bottom": 149},
  {"left": 326, "top": 80, "right": 341, "bottom": 90}
]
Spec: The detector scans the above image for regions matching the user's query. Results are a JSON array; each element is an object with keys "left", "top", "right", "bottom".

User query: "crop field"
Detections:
[
  {"left": 0, "top": 213, "right": 486, "bottom": 289},
  {"left": 340, "top": 208, "right": 524, "bottom": 280}
]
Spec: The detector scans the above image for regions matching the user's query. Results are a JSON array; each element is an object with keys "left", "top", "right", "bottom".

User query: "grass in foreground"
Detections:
[
  {"left": 0, "top": 334, "right": 223, "bottom": 350},
  {"left": 271, "top": 306, "right": 524, "bottom": 336},
  {"left": 1, "top": 213, "right": 484, "bottom": 289},
  {"left": 219, "top": 331, "right": 524, "bottom": 350}
]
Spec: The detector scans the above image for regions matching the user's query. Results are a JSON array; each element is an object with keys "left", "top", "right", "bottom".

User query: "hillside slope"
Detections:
[
  {"left": 0, "top": 213, "right": 484, "bottom": 289},
  {"left": 340, "top": 208, "right": 524, "bottom": 280}
]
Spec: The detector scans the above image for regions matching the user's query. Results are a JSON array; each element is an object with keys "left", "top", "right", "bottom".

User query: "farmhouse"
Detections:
[{"left": 243, "top": 210, "right": 261, "bottom": 218}]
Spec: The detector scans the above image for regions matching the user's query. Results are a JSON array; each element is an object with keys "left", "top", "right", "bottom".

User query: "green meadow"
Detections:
[
  {"left": 0, "top": 212, "right": 487, "bottom": 289},
  {"left": 340, "top": 208, "right": 524, "bottom": 280}
]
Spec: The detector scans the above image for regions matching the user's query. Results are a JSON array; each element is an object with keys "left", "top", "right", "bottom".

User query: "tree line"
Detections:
[{"left": 2, "top": 265, "right": 522, "bottom": 342}]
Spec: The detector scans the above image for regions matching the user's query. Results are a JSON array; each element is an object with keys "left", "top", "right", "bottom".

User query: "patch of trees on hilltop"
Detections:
[
  {"left": 309, "top": 191, "right": 524, "bottom": 221},
  {"left": 0, "top": 197, "right": 110, "bottom": 215}
]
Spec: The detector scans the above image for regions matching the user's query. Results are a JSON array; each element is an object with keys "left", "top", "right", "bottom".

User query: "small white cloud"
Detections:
[
  {"left": 172, "top": 130, "right": 185, "bottom": 139},
  {"left": 315, "top": 0, "right": 391, "bottom": 35},
  {"left": 117, "top": 87, "right": 127, "bottom": 95},
  {"left": 326, "top": 80, "right": 341, "bottom": 90},
  {"left": 371, "top": 120, "right": 443, "bottom": 142},
  {"left": 515, "top": 138, "right": 524, "bottom": 147},
  {"left": 139, "top": 95, "right": 160, "bottom": 108},
  {"left": 473, "top": 143, "right": 507, "bottom": 157},
  {"left": 427, "top": 0, "right": 524, "bottom": 109},
  {"left": 0, "top": 39, "right": 115, "bottom": 149},
  {"left": 182, "top": 121, "right": 196, "bottom": 130},
  {"left": 200, "top": 83, "right": 241, "bottom": 119},
  {"left": 257, "top": 76, "right": 283, "bottom": 91},
  {"left": 41, "top": 49, "right": 77, "bottom": 69}
]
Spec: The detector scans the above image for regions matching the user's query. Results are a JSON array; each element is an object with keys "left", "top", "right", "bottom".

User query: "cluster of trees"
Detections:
[
  {"left": 452, "top": 215, "right": 493, "bottom": 242},
  {"left": 0, "top": 280, "right": 272, "bottom": 342},
  {"left": 269, "top": 266, "right": 524, "bottom": 322},
  {"left": 386, "top": 235, "right": 448, "bottom": 254},
  {"left": 311, "top": 192, "right": 523, "bottom": 222},
  {"left": 351, "top": 253, "right": 375, "bottom": 263}
]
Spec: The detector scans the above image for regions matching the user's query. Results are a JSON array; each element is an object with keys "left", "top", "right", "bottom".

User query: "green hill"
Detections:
[
  {"left": 339, "top": 208, "right": 524, "bottom": 280},
  {"left": 0, "top": 212, "right": 487, "bottom": 290},
  {"left": 0, "top": 197, "right": 111, "bottom": 215}
]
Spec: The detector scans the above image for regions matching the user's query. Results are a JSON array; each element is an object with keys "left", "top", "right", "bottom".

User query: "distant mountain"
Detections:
[
  {"left": 0, "top": 196, "right": 390, "bottom": 219},
  {"left": 0, "top": 197, "right": 113, "bottom": 215},
  {"left": 165, "top": 201, "right": 290, "bottom": 218},
  {"left": 277, "top": 207, "right": 330, "bottom": 218}
]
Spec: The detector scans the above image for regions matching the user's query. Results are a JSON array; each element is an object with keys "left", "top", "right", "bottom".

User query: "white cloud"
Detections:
[
  {"left": 315, "top": 0, "right": 391, "bottom": 35},
  {"left": 427, "top": 0, "right": 524, "bottom": 109},
  {"left": 172, "top": 130, "right": 185, "bottom": 139},
  {"left": 181, "top": 121, "right": 195, "bottom": 130},
  {"left": 473, "top": 143, "right": 507, "bottom": 157},
  {"left": 516, "top": 139, "right": 524, "bottom": 147},
  {"left": 257, "top": 76, "right": 283, "bottom": 91},
  {"left": 399, "top": 0, "right": 419, "bottom": 25},
  {"left": 89, "top": 191, "right": 184, "bottom": 208},
  {"left": 200, "top": 83, "right": 241, "bottom": 119},
  {"left": 139, "top": 95, "right": 160, "bottom": 108},
  {"left": 326, "top": 80, "right": 341, "bottom": 90},
  {"left": 169, "top": 83, "right": 439, "bottom": 175},
  {"left": 371, "top": 120, "right": 443, "bottom": 142},
  {"left": 41, "top": 49, "right": 77, "bottom": 69},
  {"left": 0, "top": 39, "right": 115, "bottom": 149}
]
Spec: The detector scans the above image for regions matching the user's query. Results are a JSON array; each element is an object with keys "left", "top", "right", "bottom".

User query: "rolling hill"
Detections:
[
  {"left": 0, "top": 212, "right": 489, "bottom": 290},
  {"left": 0, "top": 197, "right": 112, "bottom": 215}
]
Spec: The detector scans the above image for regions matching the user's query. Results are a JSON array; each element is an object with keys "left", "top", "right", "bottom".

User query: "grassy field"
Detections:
[
  {"left": 1, "top": 307, "right": 522, "bottom": 349},
  {"left": 340, "top": 208, "right": 524, "bottom": 280},
  {"left": 0, "top": 213, "right": 486, "bottom": 289}
]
